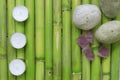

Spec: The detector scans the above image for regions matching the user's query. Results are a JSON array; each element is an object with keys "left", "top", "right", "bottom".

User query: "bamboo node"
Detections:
[
  {"left": 0, "top": 54, "right": 7, "bottom": 59},
  {"left": 72, "top": 72, "right": 81, "bottom": 80}
]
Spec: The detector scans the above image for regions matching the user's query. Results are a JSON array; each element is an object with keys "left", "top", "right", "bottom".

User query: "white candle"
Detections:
[
  {"left": 12, "top": 5, "right": 28, "bottom": 22},
  {"left": 10, "top": 32, "right": 26, "bottom": 49},
  {"left": 9, "top": 59, "right": 26, "bottom": 76}
]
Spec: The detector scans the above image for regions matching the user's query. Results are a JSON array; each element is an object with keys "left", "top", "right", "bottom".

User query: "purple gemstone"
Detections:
[
  {"left": 83, "top": 46, "right": 94, "bottom": 61},
  {"left": 98, "top": 45, "right": 110, "bottom": 58},
  {"left": 77, "top": 35, "right": 89, "bottom": 48},
  {"left": 86, "top": 30, "right": 94, "bottom": 43}
]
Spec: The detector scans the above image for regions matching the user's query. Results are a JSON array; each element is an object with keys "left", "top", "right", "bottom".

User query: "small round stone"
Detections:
[
  {"left": 73, "top": 4, "right": 101, "bottom": 30},
  {"left": 95, "top": 21, "right": 120, "bottom": 44}
]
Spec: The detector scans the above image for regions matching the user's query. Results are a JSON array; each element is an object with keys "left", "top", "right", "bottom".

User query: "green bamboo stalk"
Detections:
[
  {"left": 111, "top": 15, "right": 120, "bottom": 80},
  {"left": 36, "top": 61, "right": 44, "bottom": 80},
  {"left": 72, "top": 0, "right": 81, "bottom": 80},
  {"left": 117, "top": 15, "right": 120, "bottom": 80},
  {"left": 82, "top": 42, "right": 90, "bottom": 80},
  {"left": 0, "top": 57, "right": 2, "bottom": 79},
  {"left": 0, "top": 0, "right": 7, "bottom": 80},
  {"left": 91, "top": 0, "right": 101, "bottom": 80},
  {"left": 82, "top": 0, "right": 90, "bottom": 4},
  {"left": 53, "top": 27, "right": 62, "bottom": 80},
  {"left": 25, "top": 0, "right": 35, "bottom": 80},
  {"left": 102, "top": 15, "right": 111, "bottom": 80},
  {"left": 53, "top": 0, "right": 62, "bottom": 79},
  {"left": 111, "top": 42, "right": 120, "bottom": 80},
  {"left": 35, "top": 0, "right": 45, "bottom": 80},
  {"left": 15, "top": 0, "right": 25, "bottom": 80},
  {"left": 0, "top": 58, "right": 2, "bottom": 77},
  {"left": 16, "top": 0, "right": 25, "bottom": 60},
  {"left": 45, "top": 0, "right": 53, "bottom": 80},
  {"left": 62, "top": 0, "right": 71, "bottom": 80},
  {"left": 82, "top": 0, "right": 90, "bottom": 80},
  {"left": 82, "top": 43, "right": 90, "bottom": 80},
  {"left": 118, "top": 63, "right": 120, "bottom": 80},
  {"left": 7, "top": 0, "right": 16, "bottom": 80}
]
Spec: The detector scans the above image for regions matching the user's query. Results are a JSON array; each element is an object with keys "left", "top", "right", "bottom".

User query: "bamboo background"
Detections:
[{"left": 0, "top": 0, "right": 119, "bottom": 80}]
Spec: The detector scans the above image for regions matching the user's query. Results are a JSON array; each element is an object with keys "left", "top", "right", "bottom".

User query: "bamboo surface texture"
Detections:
[{"left": 0, "top": 0, "right": 120, "bottom": 80}]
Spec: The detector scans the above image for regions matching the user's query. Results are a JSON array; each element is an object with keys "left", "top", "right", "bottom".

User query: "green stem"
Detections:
[
  {"left": 16, "top": 0, "right": 25, "bottom": 60},
  {"left": 25, "top": 0, "right": 35, "bottom": 80},
  {"left": 72, "top": 0, "right": 81, "bottom": 80},
  {"left": 117, "top": 15, "right": 120, "bottom": 80},
  {"left": 7, "top": 0, "right": 16, "bottom": 80},
  {"left": 82, "top": 0, "right": 90, "bottom": 80},
  {"left": 36, "top": 60, "right": 44, "bottom": 80},
  {"left": 102, "top": 15, "right": 111, "bottom": 80},
  {"left": 53, "top": 27, "right": 62, "bottom": 80},
  {"left": 15, "top": 0, "right": 25, "bottom": 80},
  {"left": 35, "top": 0, "right": 45, "bottom": 80},
  {"left": 53, "top": 0, "right": 62, "bottom": 79},
  {"left": 62, "top": 0, "right": 71, "bottom": 80},
  {"left": 111, "top": 42, "right": 120, "bottom": 80},
  {"left": 111, "top": 15, "right": 120, "bottom": 80},
  {"left": 91, "top": 0, "right": 101, "bottom": 80},
  {"left": 0, "top": 0, "right": 7, "bottom": 80},
  {"left": 45, "top": 0, "right": 53, "bottom": 80}
]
